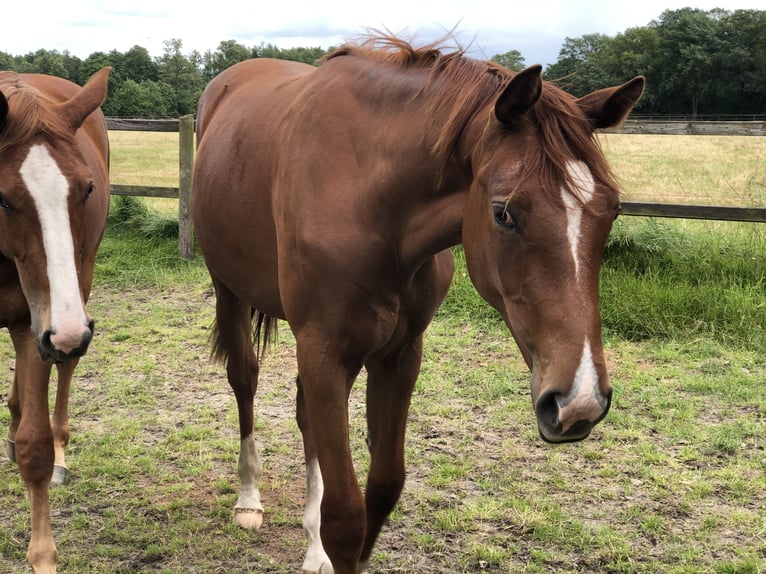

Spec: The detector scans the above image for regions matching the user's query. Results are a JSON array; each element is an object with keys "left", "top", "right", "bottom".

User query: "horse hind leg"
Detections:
[{"left": 211, "top": 277, "right": 265, "bottom": 529}]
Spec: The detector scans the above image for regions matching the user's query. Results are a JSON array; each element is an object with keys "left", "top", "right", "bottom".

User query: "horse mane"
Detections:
[
  {"left": 323, "top": 33, "right": 620, "bottom": 203},
  {"left": 0, "top": 72, "right": 76, "bottom": 156}
]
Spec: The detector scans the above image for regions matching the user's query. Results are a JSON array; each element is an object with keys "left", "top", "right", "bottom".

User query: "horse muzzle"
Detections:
[
  {"left": 38, "top": 319, "right": 95, "bottom": 363},
  {"left": 534, "top": 388, "right": 612, "bottom": 443}
]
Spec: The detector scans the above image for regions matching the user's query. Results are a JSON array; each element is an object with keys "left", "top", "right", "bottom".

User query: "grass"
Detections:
[
  {"left": 598, "top": 134, "right": 766, "bottom": 207},
  {"left": 0, "top": 132, "right": 764, "bottom": 572}
]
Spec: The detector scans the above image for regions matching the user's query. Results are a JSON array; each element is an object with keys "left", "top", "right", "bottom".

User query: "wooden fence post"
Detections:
[{"left": 178, "top": 114, "right": 195, "bottom": 259}]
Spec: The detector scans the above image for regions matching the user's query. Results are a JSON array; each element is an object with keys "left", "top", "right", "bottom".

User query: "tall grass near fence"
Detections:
[{"left": 601, "top": 218, "right": 765, "bottom": 350}]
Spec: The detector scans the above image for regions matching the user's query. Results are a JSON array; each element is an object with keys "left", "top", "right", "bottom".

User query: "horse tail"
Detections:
[
  {"left": 252, "top": 311, "right": 279, "bottom": 360},
  {"left": 209, "top": 309, "right": 279, "bottom": 365}
]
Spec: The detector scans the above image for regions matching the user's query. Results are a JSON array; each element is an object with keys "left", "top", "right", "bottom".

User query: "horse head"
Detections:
[
  {"left": 0, "top": 67, "right": 110, "bottom": 363},
  {"left": 462, "top": 66, "right": 644, "bottom": 443}
]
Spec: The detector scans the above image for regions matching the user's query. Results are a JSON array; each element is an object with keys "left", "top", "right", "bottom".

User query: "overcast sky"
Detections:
[{"left": 4, "top": 1, "right": 763, "bottom": 67}]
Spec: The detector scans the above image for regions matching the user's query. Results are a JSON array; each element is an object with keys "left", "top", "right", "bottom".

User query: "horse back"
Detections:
[{"left": 196, "top": 58, "right": 315, "bottom": 146}]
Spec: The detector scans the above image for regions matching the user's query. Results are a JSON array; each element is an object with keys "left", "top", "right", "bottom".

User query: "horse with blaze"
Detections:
[
  {"left": 0, "top": 68, "right": 111, "bottom": 573},
  {"left": 192, "top": 35, "right": 644, "bottom": 573}
]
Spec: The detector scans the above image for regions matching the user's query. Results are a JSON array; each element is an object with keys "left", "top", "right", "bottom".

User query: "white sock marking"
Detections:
[
  {"left": 302, "top": 455, "right": 332, "bottom": 572},
  {"left": 19, "top": 144, "right": 87, "bottom": 346},
  {"left": 236, "top": 434, "right": 264, "bottom": 512}
]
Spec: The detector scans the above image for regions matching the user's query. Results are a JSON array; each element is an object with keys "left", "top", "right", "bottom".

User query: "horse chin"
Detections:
[
  {"left": 538, "top": 423, "right": 593, "bottom": 444},
  {"left": 35, "top": 341, "right": 87, "bottom": 365}
]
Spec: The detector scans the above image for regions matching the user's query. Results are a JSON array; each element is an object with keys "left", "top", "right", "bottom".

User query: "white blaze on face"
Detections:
[
  {"left": 560, "top": 160, "right": 596, "bottom": 281},
  {"left": 19, "top": 144, "right": 88, "bottom": 347}
]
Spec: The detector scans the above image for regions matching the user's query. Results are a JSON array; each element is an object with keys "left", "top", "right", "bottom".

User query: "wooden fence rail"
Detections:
[{"left": 108, "top": 118, "right": 766, "bottom": 259}]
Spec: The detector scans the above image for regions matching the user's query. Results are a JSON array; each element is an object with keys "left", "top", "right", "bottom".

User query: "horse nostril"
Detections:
[
  {"left": 535, "top": 391, "right": 562, "bottom": 430},
  {"left": 41, "top": 330, "right": 54, "bottom": 351},
  {"left": 81, "top": 325, "right": 93, "bottom": 349}
]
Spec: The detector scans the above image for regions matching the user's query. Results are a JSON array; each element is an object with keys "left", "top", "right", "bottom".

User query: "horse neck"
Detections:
[{"left": 324, "top": 59, "right": 479, "bottom": 270}]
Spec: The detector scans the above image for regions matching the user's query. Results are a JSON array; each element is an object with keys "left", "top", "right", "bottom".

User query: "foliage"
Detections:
[
  {"left": 491, "top": 49, "right": 525, "bottom": 71},
  {"left": 544, "top": 8, "right": 766, "bottom": 117}
]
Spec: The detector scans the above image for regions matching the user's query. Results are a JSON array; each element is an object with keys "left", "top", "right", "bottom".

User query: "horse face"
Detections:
[
  {"left": 0, "top": 135, "right": 96, "bottom": 363},
  {"left": 464, "top": 153, "right": 618, "bottom": 443},
  {"left": 462, "top": 67, "right": 644, "bottom": 443}
]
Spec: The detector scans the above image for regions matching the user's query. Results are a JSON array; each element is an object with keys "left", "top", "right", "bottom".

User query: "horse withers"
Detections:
[
  {"left": 193, "top": 35, "right": 643, "bottom": 574},
  {"left": 0, "top": 68, "right": 111, "bottom": 573}
]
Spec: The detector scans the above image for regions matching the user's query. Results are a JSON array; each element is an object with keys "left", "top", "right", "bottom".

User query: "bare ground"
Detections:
[{"left": 1, "top": 284, "right": 764, "bottom": 573}]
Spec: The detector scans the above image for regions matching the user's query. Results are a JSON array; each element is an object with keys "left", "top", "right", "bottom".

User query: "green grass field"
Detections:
[{"left": 0, "top": 132, "right": 763, "bottom": 573}]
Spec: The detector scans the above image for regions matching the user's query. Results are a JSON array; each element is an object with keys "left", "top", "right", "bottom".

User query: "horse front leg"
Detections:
[
  {"left": 10, "top": 328, "right": 57, "bottom": 573},
  {"left": 49, "top": 360, "right": 78, "bottom": 486},
  {"left": 7, "top": 367, "right": 21, "bottom": 463},
  {"left": 296, "top": 338, "right": 366, "bottom": 574},
  {"left": 296, "top": 375, "right": 332, "bottom": 574},
  {"left": 359, "top": 336, "right": 423, "bottom": 570}
]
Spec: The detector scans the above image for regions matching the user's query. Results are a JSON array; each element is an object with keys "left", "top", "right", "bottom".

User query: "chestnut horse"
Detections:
[
  {"left": 193, "top": 35, "right": 643, "bottom": 573},
  {"left": 0, "top": 68, "right": 110, "bottom": 573}
]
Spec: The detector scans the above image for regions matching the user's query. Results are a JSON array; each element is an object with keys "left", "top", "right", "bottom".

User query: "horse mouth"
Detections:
[
  {"left": 538, "top": 420, "right": 594, "bottom": 444},
  {"left": 36, "top": 343, "right": 88, "bottom": 364}
]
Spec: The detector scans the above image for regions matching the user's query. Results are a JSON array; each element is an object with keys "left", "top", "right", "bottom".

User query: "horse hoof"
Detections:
[
  {"left": 234, "top": 508, "right": 263, "bottom": 530},
  {"left": 302, "top": 564, "right": 334, "bottom": 574},
  {"left": 7, "top": 440, "right": 15, "bottom": 463},
  {"left": 51, "top": 465, "right": 68, "bottom": 486}
]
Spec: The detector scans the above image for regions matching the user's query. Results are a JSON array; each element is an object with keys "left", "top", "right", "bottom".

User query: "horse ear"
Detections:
[
  {"left": 53, "top": 67, "right": 111, "bottom": 131},
  {"left": 494, "top": 64, "right": 543, "bottom": 126},
  {"left": 576, "top": 76, "right": 645, "bottom": 130}
]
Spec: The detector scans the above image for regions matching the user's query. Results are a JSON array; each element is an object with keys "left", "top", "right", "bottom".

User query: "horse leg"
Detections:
[
  {"left": 212, "top": 278, "right": 264, "bottom": 529},
  {"left": 7, "top": 367, "right": 21, "bottom": 463},
  {"left": 295, "top": 337, "right": 365, "bottom": 574},
  {"left": 49, "top": 360, "right": 77, "bottom": 486},
  {"left": 358, "top": 336, "right": 423, "bottom": 570},
  {"left": 296, "top": 375, "right": 333, "bottom": 574},
  {"left": 10, "top": 328, "right": 57, "bottom": 573}
]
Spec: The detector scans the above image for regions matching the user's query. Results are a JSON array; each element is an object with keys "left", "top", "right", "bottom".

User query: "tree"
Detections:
[
  {"left": 201, "top": 40, "right": 251, "bottom": 80},
  {"left": 491, "top": 50, "right": 525, "bottom": 71},
  {"left": 121, "top": 46, "right": 159, "bottom": 83},
  {"left": 601, "top": 26, "right": 659, "bottom": 112},
  {"left": 108, "top": 79, "right": 175, "bottom": 117},
  {"left": 156, "top": 39, "right": 205, "bottom": 116},
  {"left": 655, "top": 8, "right": 720, "bottom": 117},
  {"left": 544, "top": 34, "right": 613, "bottom": 96}
]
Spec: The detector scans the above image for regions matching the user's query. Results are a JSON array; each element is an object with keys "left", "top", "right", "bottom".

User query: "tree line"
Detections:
[{"left": 1, "top": 8, "right": 763, "bottom": 119}]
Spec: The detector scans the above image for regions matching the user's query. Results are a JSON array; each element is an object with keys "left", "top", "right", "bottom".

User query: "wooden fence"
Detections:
[{"left": 109, "top": 118, "right": 766, "bottom": 259}]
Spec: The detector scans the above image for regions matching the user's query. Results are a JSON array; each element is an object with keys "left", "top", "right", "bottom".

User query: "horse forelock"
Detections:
[
  {"left": 521, "top": 82, "right": 621, "bottom": 210},
  {"left": 0, "top": 74, "right": 76, "bottom": 157}
]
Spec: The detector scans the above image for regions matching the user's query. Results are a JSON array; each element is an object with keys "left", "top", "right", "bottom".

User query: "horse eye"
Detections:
[
  {"left": 0, "top": 193, "right": 13, "bottom": 210},
  {"left": 86, "top": 182, "right": 95, "bottom": 198},
  {"left": 493, "top": 203, "right": 516, "bottom": 229}
]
